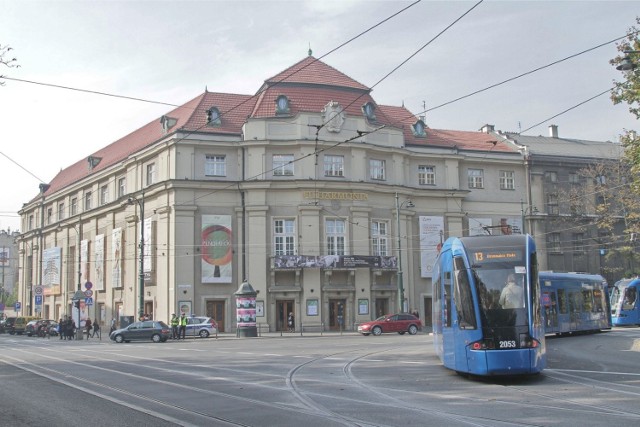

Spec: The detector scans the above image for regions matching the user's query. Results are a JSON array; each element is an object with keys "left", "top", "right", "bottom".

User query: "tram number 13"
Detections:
[{"left": 499, "top": 340, "right": 517, "bottom": 348}]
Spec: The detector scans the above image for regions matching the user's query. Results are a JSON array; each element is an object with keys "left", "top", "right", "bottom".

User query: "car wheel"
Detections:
[
  {"left": 199, "top": 330, "right": 209, "bottom": 338},
  {"left": 361, "top": 333, "right": 370, "bottom": 336},
  {"left": 151, "top": 334, "right": 161, "bottom": 343},
  {"left": 398, "top": 331, "right": 406, "bottom": 335},
  {"left": 408, "top": 325, "right": 418, "bottom": 335},
  {"left": 114, "top": 334, "right": 124, "bottom": 343},
  {"left": 372, "top": 326, "right": 382, "bottom": 336}
]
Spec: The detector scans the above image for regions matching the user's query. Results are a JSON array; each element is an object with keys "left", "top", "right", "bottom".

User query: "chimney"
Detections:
[
  {"left": 480, "top": 124, "right": 495, "bottom": 134},
  {"left": 549, "top": 124, "right": 558, "bottom": 138}
]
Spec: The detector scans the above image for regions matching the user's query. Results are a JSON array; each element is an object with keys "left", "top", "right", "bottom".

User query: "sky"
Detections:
[{"left": 1, "top": 0, "right": 639, "bottom": 232}]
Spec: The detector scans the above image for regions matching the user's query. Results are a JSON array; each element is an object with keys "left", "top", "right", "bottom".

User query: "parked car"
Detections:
[
  {"left": 110, "top": 320, "right": 171, "bottom": 343},
  {"left": 0, "top": 317, "right": 16, "bottom": 334},
  {"left": 10, "top": 316, "right": 39, "bottom": 335},
  {"left": 185, "top": 316, "right": 218, "bottom": 338},
  {"left": 357, "top": 313, "right": 422, "bottom": 336},
  {"left": 26, "top": 319, "right": 57, "bottom": 336}
]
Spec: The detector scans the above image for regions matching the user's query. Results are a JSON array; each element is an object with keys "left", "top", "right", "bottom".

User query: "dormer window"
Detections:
[
  {"left": 275, "top": 95, "right": 290, "bottom": 115},
  {"left": 87, "top": 156, "right": 102, "bottom": 170},
  {"left": 411, "top": 119, "right": 426, "bottom": 137},
  {"left": 160, "top": 115, "right": 178, "bottom": 134},
  {"left": 362, "top": 102, "right": 376, "bottom": 122},
  {"left": 206, "top": 107, "right": 221, "bottom": 126}
]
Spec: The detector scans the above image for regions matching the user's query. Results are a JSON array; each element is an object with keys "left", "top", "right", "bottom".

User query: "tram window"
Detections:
[
  {"left": 444, "top": 284, "right": 452, "bottom": 327},
  {"left": 453, "top": 257, "right": 477, "bottom": 329},
  {"left": 593, "top": 289, "right": 604, "bottom": 312},
  {"left": 557, "top": 289, "right": 568, "bottom": 314},
  {"left": 582, "top": 289, "right": 593, "bottom": 312},
  {"left": 569, "top": 291, "right": 582, "bottom": 313},
  {"left": 623, "top": 287, "right": 637, "bottom": 310}
]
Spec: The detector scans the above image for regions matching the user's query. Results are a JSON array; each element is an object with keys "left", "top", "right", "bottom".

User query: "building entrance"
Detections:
[
  {"left": 277, "top": 300, "right": 294, "bottom": 331},
  {"left": 206, "top": 300, "right": 226, "bottom": 332},
  {"left": 374, "top": 298, "right": 389, "bottom": 318},
  {"left": 328, "top": 299, "right": 346, "bottom": 330}
]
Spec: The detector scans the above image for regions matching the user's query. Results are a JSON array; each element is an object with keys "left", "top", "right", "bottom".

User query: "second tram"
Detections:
[
  {"left": 610, "top": 278, "right": 640, "bottom": 326},
  {"left": 432, "top": 235, "right": 546, "bottom": 376},
  {"left": 539, "top": 272, "right": 611, "bottom": 335}
]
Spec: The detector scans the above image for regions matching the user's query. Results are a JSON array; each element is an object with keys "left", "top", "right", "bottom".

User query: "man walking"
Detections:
[
  {"left": 170, "top": 313, "right": 179, "bottom": 340},
  {"left": 178, "top": 313, "right": 188, "bottom": 340}
]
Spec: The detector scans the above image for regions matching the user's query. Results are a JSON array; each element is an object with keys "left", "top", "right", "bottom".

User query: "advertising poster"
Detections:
[
  {"left": 81, "top": 239, "right": 90, "bottom": 284},
  {"left": 42, "top": 247, "right": 61, "bottom": 295},
  {"left": 307, "top": 299, "right": 318, "bottom": 316},
  {"left": 419, "top": 216, "right": 444, "bottom": 278},
  {"left": 94, "top": 234, "right": 105, "bottom": 291},
  {"left": 201, "top": 214, "right": 233, "bottom": 283},
  {"left": 139, "top": 218, "right": 153, "bottom": 280},
  {"left": 236, "top": 297, "right": 256, "bottom": 327},
  {"left": 468, "top": 217, "right": 492, "bottom": 236},
  {"left": 111, "top": 228, "right": 122, "bottom": 288}
]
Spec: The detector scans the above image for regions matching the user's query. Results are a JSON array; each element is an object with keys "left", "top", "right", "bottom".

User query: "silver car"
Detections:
[{"left": 185, "top": 316, "right": 218, "bottom": 338}]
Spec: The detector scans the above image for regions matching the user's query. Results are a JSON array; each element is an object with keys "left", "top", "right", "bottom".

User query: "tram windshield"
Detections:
[
  {"left": 471, "top": 263, "right": 529, "bottom": 328},
  {"left": 611, "top": 281, "right": 637, "bottom": 311}
]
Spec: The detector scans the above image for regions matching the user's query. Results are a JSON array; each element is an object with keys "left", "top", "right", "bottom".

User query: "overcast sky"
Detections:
[{"left": 1, "top": 0, "right": 639, "bottom": 232}]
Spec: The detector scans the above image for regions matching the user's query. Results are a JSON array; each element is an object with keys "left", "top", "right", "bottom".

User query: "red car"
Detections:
[{"left": 357, "top": 313, "right": 422, "bottom": 336}]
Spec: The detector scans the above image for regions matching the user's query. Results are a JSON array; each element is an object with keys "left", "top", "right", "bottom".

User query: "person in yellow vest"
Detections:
[
  {"left": 170, "top": 314, "right": 179, "bottom": 340},
  {"left": 178, "top": 313, "right": 188, "bottom": 339}
]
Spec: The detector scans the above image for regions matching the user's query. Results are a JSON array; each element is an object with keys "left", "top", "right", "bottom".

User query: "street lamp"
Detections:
[
  {"left": 395, "top": 192, "right": 414, "bottom": 313},
  {"left": 126, "top": 191, "right": 145, "bottom": 320},
  {"left": 59, "top": 219, "right": 83, "bottom": 340}
]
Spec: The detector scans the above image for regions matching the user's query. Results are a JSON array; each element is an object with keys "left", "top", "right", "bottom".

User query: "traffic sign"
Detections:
[
  {"left": 84, "top": 289, "right": 93, "bottom": 297},
  {"left": 15, "top": 302, "right": 21, "bottom": 311},
  {"left": 34, "top": 285, "right": 43, "bottom": 296},
  {"left": 85, "top": 297, "right": 93, "bottom": 306},
  {"left": 84, "top": 281, "right": 93, "bottom": 290},
  {"left": 35, "top": 295, "right": 43, "bottom": 305}
]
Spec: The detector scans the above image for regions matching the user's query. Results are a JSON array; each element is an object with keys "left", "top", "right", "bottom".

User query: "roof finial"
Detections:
[
  {"left": 205, "top": 85, "right": 208, "bottom": 93},
  {"left": 308, "top": 43, "right": 312, "bottom": 56}
]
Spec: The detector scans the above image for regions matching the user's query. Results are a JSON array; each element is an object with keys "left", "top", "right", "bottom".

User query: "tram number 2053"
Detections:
[{"left": 499, "top": 340, "right": 517, "bottom": 348}]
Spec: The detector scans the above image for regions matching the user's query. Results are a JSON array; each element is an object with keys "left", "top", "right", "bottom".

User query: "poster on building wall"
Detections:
[
  {"left": 419, "top": 216, "right": 444, "bottom": 278},
  {"left": 201, "top": 214, "right": 232, "bottom": 283},
  {"left": 498, "top": 217, "right": 523, "bottom": 235},
  {"left": 81, "top": 239, "right": 89, "bottom": 284},
  {"left": 42, "top": 247, "right": 61, "bottom": 296},
  {"left": 139, "top": 218, "right": 153, "bottom": 280},
  {"left": 468, "top": 217, "right": 492, "bottom": 236},
  {"left": 94, "top": 234, "right": 105, "bottom": 291},
  {"left": 111, "top": 228, "right": 122, "bottom": 288}
]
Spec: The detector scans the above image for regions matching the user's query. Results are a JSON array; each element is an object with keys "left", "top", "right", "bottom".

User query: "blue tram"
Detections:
[
  {"left": 610, "top": 278, "right": 640, "bottom": 326},
  {"left": 432, "top": 235, "right": 545, "bottom": 376},
  {"left": 539, "top": 272, "right": 611, "bottom": 335}
]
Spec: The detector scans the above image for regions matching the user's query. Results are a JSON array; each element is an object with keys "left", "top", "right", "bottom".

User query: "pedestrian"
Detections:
[
  {"left": 85, "top": 318, "right": 92, "bottom": 339},
  {"left": 58, "top": 318, "right": 63, "bottom": 340},
  {"left": 499, "top": 274, "right": 524, "bottom": 309},
  {"left": 170, "top": 313, "right": 179, "bottom": 339},
  {"left": 178, "top": 313, "right": 187, "bottom": 339},
  {"left": 92, "top": 318, "right": 100, "bottom": 338},
  {"left": 287, "top": 312, "right": 295, "bottom": 332},
  {"left": 110, "top": 318, "right": 117, "bottom": 334}
]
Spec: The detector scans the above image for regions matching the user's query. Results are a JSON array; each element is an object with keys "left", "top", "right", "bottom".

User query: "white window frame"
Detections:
[
  {"left": 118, "top": 177, "right": 126, "bottom": 198},
  {"left": 324, "top": 155, "right": 344, "bottom": 177},
  {"left": 418, "top": 165, "right": 436, "bottom": 185},
  {"left": 100, "top": 185, "right": 109, "bottom": 205},
  {"left": 146, "top": 163, "right": 157, "bottom": 186},
  {"left": 273, "top": 154, "right": 294, "bottom": 176},
  {"left": 205, "top": 154, "right": 227, "bottom": 177},
  {"left": 371, "top": 220, "right": 389, "bottom": 256},
  {"left": 274, "top": 219, "right": 296, "bottom": 256},
  {"left": 84, "top": 191, "right": 92, "bottom": 211},
  {"left": 369, "top": 159, "right": 386, "bottom": 181},
  {"left": 468, "top": 169, "right": 484, "bottom": 188},
  {"left": 548, "top": 233, "right": 561, "bottom": 253},
  {"left": 326, "top": 218, "right": 346, "bottom": 256},
  {"left": 58, "top": 203, "right": 65, "bottom": 221},
  {"left": 71, "top": 198, "right": 77, "bottom": 216},
  {"left": 500, "top": 170, "right": 515, "bottom": 190}
]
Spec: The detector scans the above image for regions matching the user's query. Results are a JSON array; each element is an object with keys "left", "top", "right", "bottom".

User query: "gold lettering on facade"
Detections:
[{"left": 303, "top": 191, "right": 368, "bottom": 201}]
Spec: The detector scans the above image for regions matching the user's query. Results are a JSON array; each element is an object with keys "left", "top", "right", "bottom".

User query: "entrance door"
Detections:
[
  {"left": 144, "top": 301, "right": 153, "bottom": 319},
  {"left": 423, "top": 297, "right": 433, "bottom": 328},
  {"left": 374, "top": 298, "right": 388, "bottom": 318},
  {"left": 206, "top": 300, "right": 226, "bottom": 332},
  {"left": 277, "top": 300, "right": 294, "bottom": 331},
  {"left": 329, "top": 299, "right": 346, "bottom": 330}
]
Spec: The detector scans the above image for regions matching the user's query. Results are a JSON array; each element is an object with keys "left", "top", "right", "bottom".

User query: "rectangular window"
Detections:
[
  {"left": 274, "top": 219, "right": 295, "bottom": 255},
  {"left": 544, "top": 171, "right": 558, "bottom": 183},
  {"left": 84, "top": 191, "right": 92, "bottom": 211},
  {"left": 118, "top": 178, "right": 126, "bottom": 198},
  {"left": 324, "top": 155, "right": 344, "bottom": 177},
  {"left": 371, "top": 221, "right": 389, "bottom": 256},
  {"left": 100, "top": 185, "right": 109, "bottom": 205},
  {"left": 547, "top": 193, "right": 559, "bottom": 215},
  {"left": 46, "top": 207, "right": 53, "bottom": 224},
  {"left": 596, "top": 175, "right": 606, "bottom": 185},
  {"left": 326, "top": 219, "right": 346, "bottom": 255},
  {"left": 548, "top": 233, "right": 561, "bottom": 253},
  {"left": 418, "top": 165, "right": 436, "bottom": 185},
  {"left": 146, "top": 163, "right": 157, "bottom": 186},
  {"left": 568, "top": 173, "right": 580, "bottom": 185},
  {"left": 28, "top": 215, "right": 34, "bottom": 231},
  {"left": 369, "top": 159, "right": 385, "bottom": 181},
  {"left": 58, "top": 203, "right": 65, "bottom": 221},
  {"left": 71, "top": 198, "right": 78, "bottom": 216},
  {"left": 573, "top": 233, "right": 585, "bottom": 253},
  {"left": 273, "top": 154, "right": 294, "bottom": 176},
  {"left": 500, "top": 170, "right": 515, "bottom": 190},
  {"left": 468, "top": 169, "right": 484, "bottom": 188},
  {"left": 205, "top": 155, "right": 227, "bottom": 176}
]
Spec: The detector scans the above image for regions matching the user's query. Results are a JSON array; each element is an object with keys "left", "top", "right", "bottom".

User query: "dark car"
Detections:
[
  {"left": 109, "top": 320, "right": 171, "bottom": 343},
  {"left": 0, "top": 317, "right": 16, "bottom": 334},
  {"left": 26, "top": 319, "right": 56, "bottom": 336},
  {"left": 357, "top": 313, "right": 422, "bottom": 336}
]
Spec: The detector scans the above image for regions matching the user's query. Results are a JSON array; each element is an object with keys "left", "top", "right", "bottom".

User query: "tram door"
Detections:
[
  {"left": 206, "top": 300, "right": 226, "bottom": 332},
  {"left": 277, "top": 300, "right": 294, "bottom": 331},
  {"left": 374, "top": 298, "right": 389, "bottom": 318},
  {"left": 542, "top": 291, "right": 558, "bottom": 332},
  {"left": 329, "top": 299, "right": 346, "bottom": 330},
  {"left": 423, "top": 297, "right": 433, "bottom": 329}
]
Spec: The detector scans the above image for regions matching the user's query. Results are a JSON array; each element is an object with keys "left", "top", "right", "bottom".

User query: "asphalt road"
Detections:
[{"left": 0, "top": 328, "right": 638, "bottom": 427}]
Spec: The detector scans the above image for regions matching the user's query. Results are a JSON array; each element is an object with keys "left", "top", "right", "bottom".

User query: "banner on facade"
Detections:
[
  {"left": 273, "top": 255, "right": 396, "bottom": 269},
  {"left": 139, "top": 218, "right": 154, "bottom": 281},
  {"left": 94, "top": 234, "right": 105, "bottom": 291},
  {"left": 419, "top": 216, "right": 444, "bottom": 278},
  {"left": 201, "top": 214, "right": 232, "bottom": 283},
  {"left": 111, "top": 228, "right": 122, "bottom": 288},
  {"left": 43, "top": 247, "right": 61, "bottom": 296},
  {"left": 81, "top": 239, "right": 89, "bottom": 284}
]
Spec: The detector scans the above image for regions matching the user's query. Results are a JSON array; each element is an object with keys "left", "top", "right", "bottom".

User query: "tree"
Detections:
[{"left": 0, "top": 43, "right": 19, "bottom": 86}]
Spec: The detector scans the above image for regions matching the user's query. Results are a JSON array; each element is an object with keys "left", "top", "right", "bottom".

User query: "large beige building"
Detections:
[{"left": 17, "top": 56, "right": 533, "bottom": 331}]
